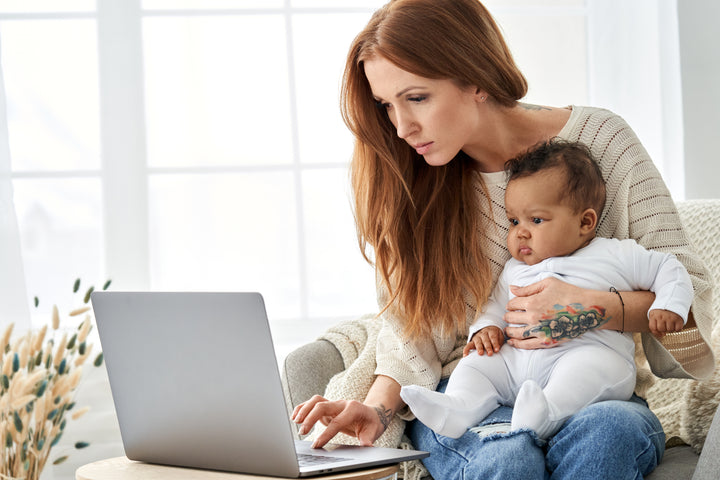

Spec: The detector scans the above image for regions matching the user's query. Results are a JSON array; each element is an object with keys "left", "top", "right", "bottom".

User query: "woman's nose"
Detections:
[{"left": 395, "top": 111, "right": 417, "bottom": 139}]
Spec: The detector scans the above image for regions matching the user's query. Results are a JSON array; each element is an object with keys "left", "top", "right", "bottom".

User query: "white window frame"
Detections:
[{"left": 2, "top": 1, "right": 687, "bottom": 343}]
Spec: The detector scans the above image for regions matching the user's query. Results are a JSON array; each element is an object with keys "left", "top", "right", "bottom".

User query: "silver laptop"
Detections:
[{"left": 91, "top": 291, "right": 428, "bottom": 477}]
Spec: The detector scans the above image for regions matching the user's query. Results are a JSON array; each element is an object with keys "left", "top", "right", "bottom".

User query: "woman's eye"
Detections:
[
  {"left": 375, "top": 100, "right": 391, "bottom": 110},
  {"left": 408, "top": 95, "right": 427, "bottom": 103},
  {"left": 532, "top": 218, "right": 544, "bottom": 224}
]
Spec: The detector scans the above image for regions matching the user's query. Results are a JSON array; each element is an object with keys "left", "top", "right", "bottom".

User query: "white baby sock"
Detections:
[
  {"left": 511, "top": 379, "right": 564, "bottom": 440},
  {"left": 401, "top": 384, "right": 498, "bottom": 439}
]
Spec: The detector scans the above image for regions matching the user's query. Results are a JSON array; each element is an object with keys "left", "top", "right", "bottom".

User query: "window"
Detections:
[{"left": 1, "top": 0, "right": 683, "bottom": 359}]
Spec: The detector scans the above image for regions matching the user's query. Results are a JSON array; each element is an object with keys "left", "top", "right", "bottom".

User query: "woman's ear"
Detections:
[
  {"left": 474, "top": 88, "right": 488, "bottom": 103},
  {"left": 580, "top": 208, "right": 598, "bottom": 234}
]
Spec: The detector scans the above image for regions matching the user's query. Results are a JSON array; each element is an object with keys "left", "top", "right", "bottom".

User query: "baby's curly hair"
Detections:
[{"left": 504, "top": 138, "right": 606, "bottom": 216}]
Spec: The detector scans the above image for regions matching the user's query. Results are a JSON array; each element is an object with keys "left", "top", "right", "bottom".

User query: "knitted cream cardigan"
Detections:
[
  {"left": 373, "top": 106, "right": 713, "bottom": 391},
  {"left": 310, "top": 107, "right": 717, "bottom": 477}
]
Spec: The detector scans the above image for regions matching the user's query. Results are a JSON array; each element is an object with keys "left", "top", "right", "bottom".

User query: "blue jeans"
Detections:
[{"left": 406, "top": 378, "right": 665, "bottom": 480}]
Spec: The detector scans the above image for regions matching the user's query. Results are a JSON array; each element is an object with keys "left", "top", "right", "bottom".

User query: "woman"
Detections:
[{"left": 292, "top": 0, "right": 714, "bottom": 478}]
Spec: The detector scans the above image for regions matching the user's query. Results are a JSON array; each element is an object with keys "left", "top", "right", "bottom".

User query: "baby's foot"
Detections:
[
  {"left": 400, "top": 385, "right": 484, "bottom": 438},
  {"left": 511, "top": 380, "right": 562, "bottom": 440}
]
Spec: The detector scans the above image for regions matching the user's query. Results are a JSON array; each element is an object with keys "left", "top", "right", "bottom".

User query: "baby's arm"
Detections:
[
  {"left": 466, "top": 269, "right": 509, "bottom": 356},
  {"left": 463, "top": 326, "right": 505, "bottom": 357},
  {"left": 648, "top": 309, "right": 684, "bottom": 337},
  {"left": 627, "top": 240, "right": 693, "bottom": 328}
]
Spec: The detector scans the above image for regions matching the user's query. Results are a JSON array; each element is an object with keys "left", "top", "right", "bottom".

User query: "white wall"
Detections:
[{"left": 678, "top": 0, "right": 720, "bottom": 199}]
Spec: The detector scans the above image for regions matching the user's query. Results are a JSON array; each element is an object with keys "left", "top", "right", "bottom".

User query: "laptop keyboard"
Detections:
[{"left": 297, "top": 453, "right": 353, "bottom": 467}]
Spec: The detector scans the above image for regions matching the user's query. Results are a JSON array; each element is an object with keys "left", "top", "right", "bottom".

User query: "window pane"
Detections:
[
  {"left": 293, "top": 13, "right": 372, "bottom": 165},
  {"left": 484, "top": 0, "right": 585, "bottom": 8},
  {"left": 143, "top": 15, "right": 292, "bottom": 168},
  {"left": 0, "top": 0, "right": 95, "bottom": 13},
  {"left": 1, "top": 20, "right": 101, "bottom": 171},
  {"left": 496, "top": 14, "right": 588, "bottom": 106},
  {"left": 302, "top": 168, "right": 377, "bottom": 318},
  {"left": 143, "top": 0, "right": 282, "bottom": 9},
  {"left": 291, "top": 1, "right": 584, "bottom": 9},
  {"left": 13, "top": 178, "right": 104, "bottom": 325},
  {"left": 148, "top": 172, "right": 301, "bottom": 319},
  {"left": 291, "top": 0, "right": 385, "bottom": 7}
]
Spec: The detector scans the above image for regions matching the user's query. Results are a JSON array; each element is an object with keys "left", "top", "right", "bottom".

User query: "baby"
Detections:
[{"left": 400, "top": 139, "right": 693, "bottom": 440}]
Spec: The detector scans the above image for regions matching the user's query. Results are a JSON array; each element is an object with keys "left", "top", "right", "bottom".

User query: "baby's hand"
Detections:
[
  {"left": 648, "top": 309, "right": 684, "bottom": 337},
  {"left": 463, "top": 326, "right": 504, "bottom": 357}
]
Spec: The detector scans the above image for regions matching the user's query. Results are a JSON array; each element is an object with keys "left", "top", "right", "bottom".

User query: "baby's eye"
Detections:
[
  {"left": 532, "top": 217, "right": 544, "bottom": 224},
  {"left": 509, "top": 218, "right": 519, "bottom": 226}
]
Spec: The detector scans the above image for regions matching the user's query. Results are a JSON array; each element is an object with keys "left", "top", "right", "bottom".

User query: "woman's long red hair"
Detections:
[{"left": 342, "top": 0, "right": 527, "bottom": 338}]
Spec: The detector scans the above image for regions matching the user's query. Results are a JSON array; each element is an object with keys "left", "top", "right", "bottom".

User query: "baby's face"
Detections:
[{"left": 504, "top": 170, "right": 590, "bottom": 265}]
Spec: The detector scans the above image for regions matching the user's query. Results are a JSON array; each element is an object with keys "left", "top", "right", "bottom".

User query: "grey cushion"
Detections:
[
  {"left": 281, "top": 339, "right": 344, "bottom": 438},
  {"left": 693, "top": 402, "right": 720, "bottom": 480},
  {"left": 647, "top": 445, "right": 697, "bottom": 479}
]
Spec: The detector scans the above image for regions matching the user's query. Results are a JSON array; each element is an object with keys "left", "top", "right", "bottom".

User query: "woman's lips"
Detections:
[{"left": 414, "top": 142, "right": 433, "bottom": 155}]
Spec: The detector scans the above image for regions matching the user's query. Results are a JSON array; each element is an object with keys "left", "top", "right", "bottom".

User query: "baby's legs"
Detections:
[
  {"left": 401, "top": 349, "right": 514, "bottom": 439},
  {"left": 511, "top": 345, "right": 635, "bottom": 440}
]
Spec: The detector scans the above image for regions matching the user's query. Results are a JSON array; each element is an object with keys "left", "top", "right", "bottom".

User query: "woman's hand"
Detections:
[
  {"left": 503, "top": 277, "right": 612, "bottom": 349},
  {"left": 291, "top": 395, "right": 389, "bottom": 448}
]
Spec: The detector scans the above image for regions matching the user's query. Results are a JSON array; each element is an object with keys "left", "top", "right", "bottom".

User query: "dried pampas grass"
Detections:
[{"left": 1, "top": 279, "right": 109, "bottom": 480}]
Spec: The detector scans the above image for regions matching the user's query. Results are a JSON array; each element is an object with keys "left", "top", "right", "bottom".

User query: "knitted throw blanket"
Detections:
[{"left": 645, "top": 199, "right": 720, "bottom": 452}]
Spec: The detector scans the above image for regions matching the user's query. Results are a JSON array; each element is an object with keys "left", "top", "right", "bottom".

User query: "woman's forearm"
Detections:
[
  {"left": 504, "top": 279, "right": 660, "bottom": 348},
  {"left": 364, "top": 375, "right": 405, "bottom": 430},
  {"left": 600, "top": 290, "right": 655, "bottom": 333}
]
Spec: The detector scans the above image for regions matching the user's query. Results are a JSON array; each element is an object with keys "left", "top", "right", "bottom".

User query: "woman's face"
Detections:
[{"left": 363, "top": 55, "right": 486, "bottom": 167}]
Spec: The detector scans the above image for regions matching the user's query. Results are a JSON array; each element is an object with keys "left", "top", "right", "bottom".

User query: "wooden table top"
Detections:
[{"left": 76, "top": 456, "right": 399, "bottom": 480}]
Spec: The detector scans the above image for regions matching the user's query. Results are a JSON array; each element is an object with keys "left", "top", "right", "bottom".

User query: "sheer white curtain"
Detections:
[
  {"left": 0, "top": 38, "right": 29, "bottom": 331},
  {"left": 586, "top": 0, "right": 684, "bottom": 198},
  {"left": 487, "top": 0, "right": 684, "bottom": 198}
]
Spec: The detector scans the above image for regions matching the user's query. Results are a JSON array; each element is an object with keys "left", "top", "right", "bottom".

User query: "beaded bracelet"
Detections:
[{"left": 609, "top": 287, "right": 625, "bottom": 333}]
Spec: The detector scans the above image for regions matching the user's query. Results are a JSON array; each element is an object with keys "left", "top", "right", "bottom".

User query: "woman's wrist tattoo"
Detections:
[
  {"left": 524, "top": 303, "right": 610, "bottom": 344},
  {"left": 374, "top": 404, "right": 393, "bottom": 431}
]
